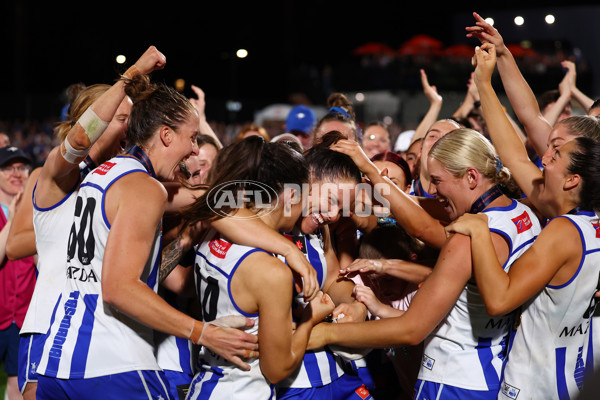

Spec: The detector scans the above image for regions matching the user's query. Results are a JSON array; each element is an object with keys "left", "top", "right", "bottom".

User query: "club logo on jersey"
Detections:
[
  {"left": 501, "top": 382, "right": 520, "bottom": 399},
  {"left": 209, "top": 238, "right": 232, "bottom": 259},
  {"left": 283, "top": 234, "right": 307, "bottom": 254},
  {"left": 92, "top": 161, "right": 116, "bottom": 175},
  {"left": 355, "top": 385, "right": 370, "bottom": 399},
  {"left": 592, "top": 222, "right": 600, "bottom": 238},
  {"left": 422, "top": 354, "right": 435, "bottom": 370},
  {"left": 512, "top": 211, "right": 532, "bottom": 234}
]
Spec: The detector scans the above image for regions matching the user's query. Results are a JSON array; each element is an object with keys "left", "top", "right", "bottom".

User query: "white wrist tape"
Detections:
[
  {"left": 77, "top": 108, "right": 109, "bottom": 145},
  {"left": 62, "top": 137, "right": 89, "bottom": 164}
]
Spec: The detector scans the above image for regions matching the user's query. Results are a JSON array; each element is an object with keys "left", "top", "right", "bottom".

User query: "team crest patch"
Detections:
[
  {"left": 501, "top": 382, "right": 520, "bottom": 399},
  {"left": 283, "top": 234, "right": 307, "bottom": 254},
  {"left": 92, "top": 161, "right": 116, "bottom": 175},
  {"left": 422, "top": 354, "right": 435, "bottom": 370},
  {"left": 209, "top": 238, "right": 232, "bottom": 259},
  {"left": 511, "top": 211, "right": 532, "bottom": 233}
]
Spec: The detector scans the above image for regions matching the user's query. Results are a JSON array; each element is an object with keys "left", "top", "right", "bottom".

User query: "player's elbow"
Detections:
[{"left": 485, "top": 301, "right": 511, "bottom": 317}]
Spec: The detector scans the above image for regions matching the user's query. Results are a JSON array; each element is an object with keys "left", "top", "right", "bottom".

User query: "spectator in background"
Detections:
[
  {"left": 234, "top": 122, "right": 270, "bottom": 143},
  {"left": 285, "top": 104, "right": 317, "bottom": 150},
  {"left": 0, "top": 146, "right": 35, "bottom": 400},
  {"left": 313, "top": 92, "right": 361, "bottom": 144},
  {"left": 0, "top": 133, "right": 10, "bottom": 147},
  {"left": 185, "top": 134, "right": 220, "bottom": 186},
  {"left": 362, "top": 122, "right": 392, "bottom": 159}
]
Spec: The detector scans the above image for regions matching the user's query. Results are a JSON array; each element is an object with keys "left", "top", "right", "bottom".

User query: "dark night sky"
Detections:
[{"left": 2, "top": 1, "right": 599, "bottom": 121}]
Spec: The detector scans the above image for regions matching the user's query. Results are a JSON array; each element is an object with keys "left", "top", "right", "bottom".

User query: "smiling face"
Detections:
[
  {"left": 186, "top": 143, "right": 218, "bottom": 185},
  {"left": 362, "top": 125, "right": 391, "bottom": 159},
  {"left": 165, "top": 116, "right": 200, "bottom": 181},
  {"left": 427, "top": 157, "right": 472, "bottom": 221},
  {"left": 539, "top": 140, "right": 576, "bottom": 210},
  {"left": 542, "top": 124, "right": 579, "bottom": 162},
  {"left": 0, "top": 161, "right": 29, "bottom": 201},
  {"left": 299, "top": 178, "right": 357, "bottom": 234}
]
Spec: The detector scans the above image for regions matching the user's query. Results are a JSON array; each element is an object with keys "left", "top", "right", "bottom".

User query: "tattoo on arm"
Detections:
[{"left": 160, "top": 237, "right": 184, "bottom": 283}]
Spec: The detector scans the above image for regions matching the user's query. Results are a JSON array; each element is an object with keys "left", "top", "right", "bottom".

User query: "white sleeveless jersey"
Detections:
[
  {"left": 499, "top": 211, "right": 600, "bottom": 400},
  {"left": 419, "top": 200, "right": 541, "bottom": 391},
  {"left": 187, "top": 229, "right": 270, "bottom": 400},
  {"left": 21, "top": 182, "right": 79, "bottom": 335},
  {"left": 154, "top": 288, "right": 195, "bottom": 376},
  {"left": 21, "top": 159, "right": 93, "bottom": 335},
  {"left": 276, "top": 227, "right": 346, "bottom": 389},
  {"left": 37, "top": 156, "right": 162, "bottom": 379}
]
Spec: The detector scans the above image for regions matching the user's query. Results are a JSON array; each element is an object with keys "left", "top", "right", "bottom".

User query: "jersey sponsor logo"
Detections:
[
  {"left": 92, "top": 161, "right": 116, "bottom": 175},
  {"left": 422, "top": 354, "right": 435, "bottom": 370},
  {"left": 501, "top": 382, "right": 520, "bottom": 399},
  {"left": 49, "top": 291, "right": 79, "bottom": 359},
  {"left": 209, "top": 238, "right": 232, "bottom": 259},
  {"left": 66, "top": 266, "right": 99, "bottom": 282},
  {"left": 485, "top": 316, "right": 512, "bottom": 331},
  {"left": 559, "top": 322, "right": 589, "bottom": 338},
  {"left": 592, "top": 222, "right": 600, "bottom": 238},
  {"left": 511, "top": 211, "right": 532, "bottom": 234},
  {"left": 355, "top": 385, "right": 370, "bottom": 399}
]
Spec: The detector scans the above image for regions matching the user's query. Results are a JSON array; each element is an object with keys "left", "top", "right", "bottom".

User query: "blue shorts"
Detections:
[
  {"left": 18, "top": 332, "right": 47, "bottom": 393},
  {"left": 36, "top": 369, "right": 174, "bottom": 400},
  {"left": 162, "top": 369, "right": 193, "bottom": 400},
  {"left": 414, "top": 379, "right": 499, "bottom": 400},
  {"left": 277, "top": 374, "right": 373, "bottom": 400},
  {"left": 0, "top": 322, "right": 21, "bottom": 375}
]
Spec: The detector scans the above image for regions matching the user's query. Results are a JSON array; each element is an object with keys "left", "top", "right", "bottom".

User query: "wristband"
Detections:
[
  {"left": 189, "top": 320, "right": 206, "bottom": 345},
  {"left": 61, "top": 137, "right": 89, "bottom": 164},
  {"left": 121, "top": 64, "right": 140, "bottom": 80}
]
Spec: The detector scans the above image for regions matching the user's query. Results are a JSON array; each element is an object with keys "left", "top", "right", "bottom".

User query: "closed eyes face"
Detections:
[
  {"left": 299, "top": 178, "right": 356, "bottom": 234},
  {"left": 427, "top": 157, "right": 470, "bottom": 221},
  {"left": 543, "top": 124, "right": 577, "bottom": 162}
]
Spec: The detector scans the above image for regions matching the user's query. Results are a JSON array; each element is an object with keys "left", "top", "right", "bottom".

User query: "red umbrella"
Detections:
[
  {"left": 506, "top": 43, "right": 537, "bottom": 58},
  {"left": 398, "top": 34, "right": 444, "bottom": 56},
  {"left": 353, "top": 42, "right": 396, "bottom": 56},
  {"left": 442, "top": 44, "right": 474, "bottom": 59}
]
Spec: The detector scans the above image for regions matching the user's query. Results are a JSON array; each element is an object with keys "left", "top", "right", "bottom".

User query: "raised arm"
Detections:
[
  {"left": 452, "top": 72, "right": 479, "bottom": 122},
  {"left": 467, "top": 12, "right": 552, "bottom": 158},
  {"left": 473, "top": 43, "right": 550, "bottom": 215},
  {"left": 37, "top": 46, "right": 167, "bottom": 207},
  {"left": 561, "top": 60, "right": 594, "bottom": 112},
  {"left": 412, "top": 69, "right": 443, "bottom": 143},
  {"left": 189, "top": 85, "right": 223, "bottom": 149}
]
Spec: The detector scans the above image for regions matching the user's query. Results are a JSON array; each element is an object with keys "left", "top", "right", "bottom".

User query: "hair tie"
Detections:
[
  {"left": 495, "top": 157, "right": 504, "bottom": 174},
  {"left": 328, "top": 106, "right": 351, "bottom": 119}
]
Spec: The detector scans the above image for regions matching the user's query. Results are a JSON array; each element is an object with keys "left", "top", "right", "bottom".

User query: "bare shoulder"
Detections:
[
  {"left": 109, "top": 172, "right": 167, "bottom": 202},
  {"left": 240, "top": 250, "right": 293, "bottom": 285}
]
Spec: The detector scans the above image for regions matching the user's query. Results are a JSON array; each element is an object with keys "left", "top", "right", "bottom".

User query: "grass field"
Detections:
[{"left": 0, "top": 363, "right": 6, "bottom": 398}]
